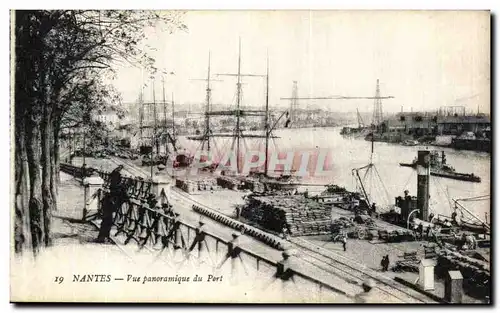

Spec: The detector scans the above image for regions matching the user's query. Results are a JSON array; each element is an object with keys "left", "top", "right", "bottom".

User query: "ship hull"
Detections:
[
  {"left": 399, "top": 163, "right": 481, "bottom": 183},
  {"left": 451, "top": 138, "right": 491, "bottom": 153},
  {"left": 399, "top": 162, "right": 416, "bottom": 168},
  {"left": 430, "top": 170, "right": 481, "bottom": 183}
]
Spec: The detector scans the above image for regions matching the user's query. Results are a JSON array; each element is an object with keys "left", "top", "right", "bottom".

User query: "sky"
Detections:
[{"left": 112, "top": 10, "right": 490, "bottom": 114}]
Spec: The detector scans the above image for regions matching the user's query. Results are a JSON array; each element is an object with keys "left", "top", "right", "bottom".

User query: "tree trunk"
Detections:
[
  {"left": 14, "top": 109, "right": 31, "bottom": 253},
  {"left": 51, "top": 120, "right": 60, "bottom": 209},
  {"left": 26, "top": 112, "right": 44, "bottom": 255},
  {"left": 41, "top": 71, "right": 54, "bottom": 247}
]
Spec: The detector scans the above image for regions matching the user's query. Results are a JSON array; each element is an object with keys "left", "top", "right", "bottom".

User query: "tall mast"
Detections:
[
  {"left": 191, "top": 51, "right": 222, "bottom": 153},
  {"left": 236, "top": 38, "right": 242, "bottom": 173},
  {"left": 151, "top": 82, "right": 156, "bottom": 178},
  {"left": 290, "top": 81, "right": 298, "bottom": 127},
  {"left": 139, "top": 88, "right": 145, "bottom": 147},
  {"left": 370, "top": 133, "right": 374, "bottom": 164},
  {"left": 139, "top": 68, "right": 144, "bottom": 150},
  {"left": 206, "top": 51, "right": 212, "bottom": 152},
  {"left": 264, "top": 52, "right": 270, "bottom": 177},
  {"left": 162, "top": 76, "right": 168, "bottom": 155},
  {"left": 153, "top": 81, "right": 158, "bottom": 148},
  {"left": 171, "top": 92, "right": 175, "bottom": 145},
  {"left": 214, "top": 39, "right": 267, "bottom": 174}
]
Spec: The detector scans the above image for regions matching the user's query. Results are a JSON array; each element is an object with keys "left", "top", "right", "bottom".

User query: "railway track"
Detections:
[
  {"left": 290, "top": 237, "right": 433, "bottom": 303},
  {"left": 95, "top": 157, "right": 435, "bottom": 303},
  {"left": 108, "top": 157, "right": 150, "bottom": 178}
]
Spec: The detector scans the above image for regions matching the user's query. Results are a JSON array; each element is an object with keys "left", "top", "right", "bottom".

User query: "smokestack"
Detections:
[{"left": 417, "top": 150, "right": 430, "bottom": 220}]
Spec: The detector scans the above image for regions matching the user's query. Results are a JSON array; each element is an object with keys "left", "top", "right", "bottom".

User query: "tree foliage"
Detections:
[{"left": 14, "top": 10, "right": 186, "bottom": 255}]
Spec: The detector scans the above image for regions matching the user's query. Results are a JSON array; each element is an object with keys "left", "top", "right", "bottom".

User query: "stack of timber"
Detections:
[
  {"left": 175, "top": 177, "right": 219, "bottom": 193},
  {"left": 330, "top": 215, "right": 417, "bottom": 242},
  {"left": 240, "top": 178, "right": 265, "bottom": 193},
  {"left": 321, "top": 184, "right": 350, "bottom": 196},
  {"left": 175, "top": 178, "right": 197, "bottom": 193},
  {"left": 216, "top": 176, "right": 241, "bottom": 190},
  {"left": 436, "top": 249, "right": 490, "bottom": 298},
  {"left": 331, "top": 217, "right": 355, "bottom": 233},
  {"left": 241, "top": 195, "right": 331, "bottom": 236}
]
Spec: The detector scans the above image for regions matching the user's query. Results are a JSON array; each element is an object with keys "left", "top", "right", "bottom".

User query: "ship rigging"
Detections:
[{"left": 187, "top": 39, "right": 291, "bottom": 182}]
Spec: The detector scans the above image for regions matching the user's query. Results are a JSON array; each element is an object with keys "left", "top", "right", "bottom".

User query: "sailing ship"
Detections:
[
  {"left": 399, "top": 151, "right": 481, "bottom": 183},
  {"left": 138, "top": 78, "right": 193, "bottom": 170}
]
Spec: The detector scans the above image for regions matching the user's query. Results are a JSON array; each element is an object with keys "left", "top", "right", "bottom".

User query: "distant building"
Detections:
[
  {"left": 95, "top": 110, "right": 120, "bottom": 129},
  {"left": 384, "top": 112, "right": 438, "bottom": 136},
  {"left": 437, "top": 114, "right": 490, "bottom": 136}
]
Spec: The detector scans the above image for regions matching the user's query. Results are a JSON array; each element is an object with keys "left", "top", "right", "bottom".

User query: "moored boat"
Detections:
[
  {"left": 399, "top": 151, "right": 481, "bottom": 183},
  {"left": 430, "top": 169, "right": 481, "bottom": 183},
  {"left": 399, "top": 162, "right": 416, "bottom": 168}
]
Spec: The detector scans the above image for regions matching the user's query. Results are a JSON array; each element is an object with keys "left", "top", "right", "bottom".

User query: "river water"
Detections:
[{"left": 177, "top": 126, "right": 490, "bottom": 219}]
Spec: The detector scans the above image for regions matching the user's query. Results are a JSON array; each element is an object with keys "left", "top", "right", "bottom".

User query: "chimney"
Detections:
[{"left": 416, "top": 150, "right": 430, "bottom": 220}]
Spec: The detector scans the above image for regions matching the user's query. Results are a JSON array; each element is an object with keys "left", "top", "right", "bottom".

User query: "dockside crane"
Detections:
[{"left": 280, "top": 79, "right": 394, "bottom": 128}]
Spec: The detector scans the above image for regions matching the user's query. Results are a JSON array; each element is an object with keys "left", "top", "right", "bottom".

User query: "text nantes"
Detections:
[{"left": 73, "top": 274, "right": 112, "bottom": 283}]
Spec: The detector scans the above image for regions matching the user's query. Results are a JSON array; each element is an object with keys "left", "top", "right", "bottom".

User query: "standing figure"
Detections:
[
  {"left": 428, "top": 213, "right": 435, "bottom": 223},
  {"left": 81, "top": 163, "right": 88, "bottom": 180},
  {"left": 411, "top": 224, "right": 419, "bottom": 240},
  {"left": 96, "top": 165, "right": 126, "bottom": 243},
  {"left": 342, "top": 235, "right": 347, "bottom": 251},
  {"left": 282, "top": 225, "right": 289, "bottom": 240},
  {"left": 381, "top": 255, "right": 390, "bottom": 272},
  {"left": 109, "top": 165, "right": 124, "bottom": 191}
]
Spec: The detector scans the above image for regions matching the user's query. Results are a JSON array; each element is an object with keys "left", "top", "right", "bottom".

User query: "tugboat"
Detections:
[{"left": 399, "top": 151, "right": 481, "bottom": 183}]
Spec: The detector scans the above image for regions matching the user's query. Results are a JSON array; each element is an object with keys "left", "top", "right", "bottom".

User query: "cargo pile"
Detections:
[
  {"left": 436, "top": 249, "right": 490, "bottom": 277},
  {"left": 241, "top": 195, "right": 331, "bottom": 236},
  {"left": 330, "top": 216, "right": 419, "bottom": 242},
  {"left": 331, "top": 217, "right": 355, "bottom": 233},
  {"left": 240, "top": 179, "right": 265, "bottom": 192},
  {"left": 378, "top": 229, "right": 417, "bottom": 242},
  {"left": 321, "top": 184, "right": 349, "bottom": 196},
  {"left": 175, "top": 177, "right": 219, "bottom": 193},
  {"left": 216, "top": 176, "right": 241, "bottom": 190},
  {"left": 436, "top": 249, "right": 490, "bottom": 298}
]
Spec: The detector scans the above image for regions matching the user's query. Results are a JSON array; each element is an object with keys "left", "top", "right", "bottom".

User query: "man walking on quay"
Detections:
[
  {"left": 341, "top": 234, "right": 347, "bottom": 251},
  {"left": 381, "top": 255, "right": 390, "bottom": 272},
  {"left": 96, "top": 165, "right": 127, "bottom": 243},
  {"left": 80, "top": 163, "right": 88, "bottom": 180}
]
